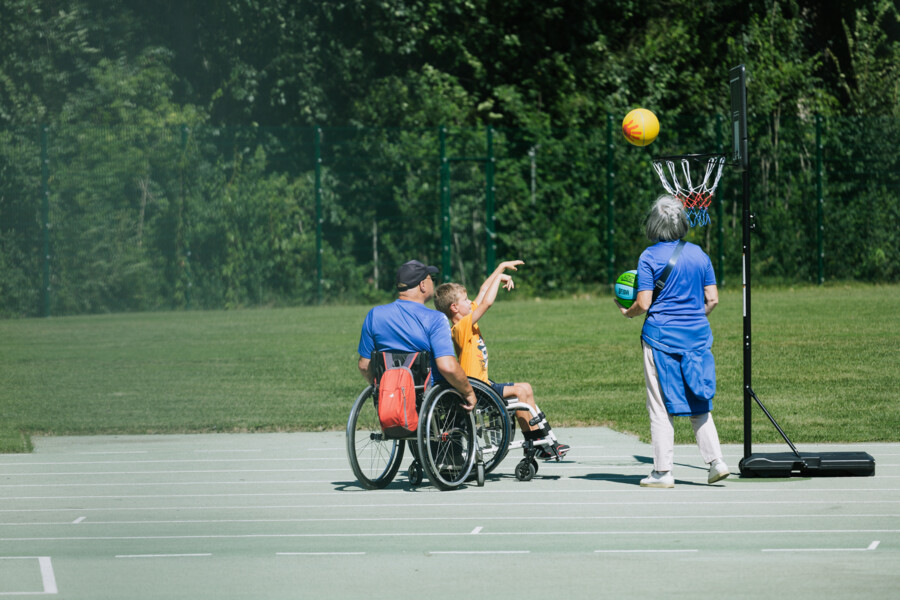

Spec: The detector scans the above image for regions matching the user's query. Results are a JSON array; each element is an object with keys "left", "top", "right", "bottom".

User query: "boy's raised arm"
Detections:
[{"left": 471, "top": 259, "right": 524, "bottom": 324}]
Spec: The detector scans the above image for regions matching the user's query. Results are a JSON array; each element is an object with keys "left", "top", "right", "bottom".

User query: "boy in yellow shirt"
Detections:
[{"left": 434, "top": 260, "right": 569, "bottom": 460}]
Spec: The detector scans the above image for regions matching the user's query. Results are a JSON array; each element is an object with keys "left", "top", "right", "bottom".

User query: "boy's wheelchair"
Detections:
[
  {"left": 347, "top": 352, "right": 561, "bottom": 489},
  {"left": 472, "top": 380, "right": 563, "bottom": 482}
]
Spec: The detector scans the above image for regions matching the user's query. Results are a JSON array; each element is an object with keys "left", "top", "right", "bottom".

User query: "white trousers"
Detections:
[{"left": 642, "top": 342, "right": 723, "bottom": 472}]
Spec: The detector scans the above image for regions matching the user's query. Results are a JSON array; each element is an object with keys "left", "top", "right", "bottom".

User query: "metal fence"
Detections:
[{"left": 1, "top": 116, "right": 897, "bottom": 317}]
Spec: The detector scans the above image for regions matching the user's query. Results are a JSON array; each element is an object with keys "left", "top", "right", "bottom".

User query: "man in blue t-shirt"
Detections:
[{"left": 358, "top": 260, "right": 476, "bottom": 411}]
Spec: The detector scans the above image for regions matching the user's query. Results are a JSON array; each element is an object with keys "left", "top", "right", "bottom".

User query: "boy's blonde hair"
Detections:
[{"left": 434, "top": 282, "right": 466, "bottom": 316}]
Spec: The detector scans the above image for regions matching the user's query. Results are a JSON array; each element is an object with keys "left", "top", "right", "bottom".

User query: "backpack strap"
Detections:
[
  {"left": 401, "top": 352, "right": 418, "bottom": 369},
  {"left": 652, "top": 239, "right": 687, "bottom": 303}
]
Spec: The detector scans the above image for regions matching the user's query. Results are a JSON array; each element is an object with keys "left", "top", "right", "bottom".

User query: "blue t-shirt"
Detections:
[
  {"left": 358, "top": 299, "right": 456, "bottom": 381},
  {"left": 637, "top": 240, "right": 716, "bottom": 327}
]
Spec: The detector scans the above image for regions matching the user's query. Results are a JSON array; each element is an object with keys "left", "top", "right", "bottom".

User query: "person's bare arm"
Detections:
[
  {"left": 434, "top": 355, "right": 477, "bottom": 411},
  {"left": 616, "top": 289, "right": 653, "bottom": 319},
  {"left": 358, "top": 356, "right": 373, "bottom": 384},
  {"left": 471, "top": 260, "right": 523, "bottom": 324},
  {"left": 473, "top": 260, "right": 523, "bottom": 305},
  {"left": 704, "top": 284, "right": 719, "bottom": 316},
  {"left": 470, "top": 274, "right": 511, "bottom": 325}
]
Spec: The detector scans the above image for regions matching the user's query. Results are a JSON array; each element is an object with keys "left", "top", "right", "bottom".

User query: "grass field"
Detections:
[{"left": 1, "top": 284, "right": 897, "bottom": 453}]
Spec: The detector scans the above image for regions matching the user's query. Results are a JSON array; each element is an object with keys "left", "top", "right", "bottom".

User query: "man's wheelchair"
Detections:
[{"left": 346, "top": 352, "right": 560, "bottom": 490}]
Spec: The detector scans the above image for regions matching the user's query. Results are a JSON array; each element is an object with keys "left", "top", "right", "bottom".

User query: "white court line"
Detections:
[
  {"left": 6, "top": 460, "right": 893, "bottom": 472},
  {"left": 0, "top": 477, "right": 342, "bottom": 488},
  {"left": 8, "top": 476, "right": 900, "bottom": 490},
  {"left": 0, "top": 458, "right": 345, "bottom": 467},
  {"left": 276, "top": 552, "right": 365, "bottom": 556},
  {"left": 115, "top": 553, "right": 211, "bottom": 558},
  {"left": 2, "top": 499, "right": 900, "bottom": 515},
  {"left": 0, "top": 448, "right": 893, "bottom": 462},
  {"left": 7, "top": 475, "right": 900, "bottom": 489},
  {"left": 0, "top": 468, "right": 346, "bottom": 477},
  {"left": 0, "top": 505, "right": 900, "bottom": 534},
  {"left": 4, "top": 513, "right": 898, "bottom": 527},
  {"left": 428, "top": 551, "right": 529, "bottom": 555},
  {"left": 762, "top": 540, "right": 880, "bottom": 552},
  {"left": 3, "top": 456, "right": 891, "bottom": 467},
  {"left": 2, "top": 528, "right": 899, "bottom": 543},
  {"left": 0, "top": 556, "right": 57, "bottom": 596},
  {"left": 595, "top": 549, "right": 698, "bottom": 553},
  {"left": 3, "top": 487, "right": 899, "bottom": 501},
  {"left": 75, "top": 451, "right": 148, "bottom": 455},
  {"left": 39, "top": 556, "right": 57, "bottom": 595},
  {"left": 195, "top": 449, "right": 262, "bottom": 453}
]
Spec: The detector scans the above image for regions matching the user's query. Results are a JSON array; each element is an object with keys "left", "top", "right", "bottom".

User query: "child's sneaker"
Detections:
[{"left": 535, "top": 442, "right": 570, "bottom": 460}]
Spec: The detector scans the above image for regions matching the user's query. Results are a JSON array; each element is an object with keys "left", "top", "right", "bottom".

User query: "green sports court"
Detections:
[{"left": 2, "top": 428, "right": 897, "bottom": 599}]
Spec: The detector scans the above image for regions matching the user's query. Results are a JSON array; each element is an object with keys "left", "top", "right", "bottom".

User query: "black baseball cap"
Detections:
[{"left": 396, "top": 260, "right": 439, "bottom": 290}]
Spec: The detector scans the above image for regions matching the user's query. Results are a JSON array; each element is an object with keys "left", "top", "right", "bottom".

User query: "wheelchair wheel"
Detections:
[
  {"left": 417, "top": 383, "right": 477, "bottom": 491},
  {"left": 346, "top": 385, "right": 405, "bottom": 489},
  {"left": 408, "top": 460, "right": 423, "bottom": 486},
  {"left": 515, "top": 458, "right": 536, "bottom": 482},
  {"left": 470, "top": 379, "right": 510, "bottom": 474}
]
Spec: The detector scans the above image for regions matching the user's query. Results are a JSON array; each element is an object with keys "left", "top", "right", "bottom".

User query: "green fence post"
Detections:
[
  {"left": 485, "top": 125, "right": 496, "bottom": 276},
  {"left": 40, "top": 125, "right": 50, "bottom": 318},
  {"left": 815, "top": 115, "right": 824, "bottom": 285},
  {"left": 440, "top": 126, "right": 451, "bottom": 282},
  {"left": 606, "top": 114, "right": 616, "bottom": 286},
  {"left": 314, "top": 126, "right": 323, "bottom": 304},
  {"left": 180, "top": 124, "right": 192, "bottom": 309},
  {"left": 715, "top": 114, "right": 725, "bottom": 286}
]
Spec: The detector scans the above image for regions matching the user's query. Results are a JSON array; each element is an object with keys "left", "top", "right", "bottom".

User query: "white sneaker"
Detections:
[
  {"left": 708, "top": 459, "right": 730, "bottom": 484},
  {"left": 640, "top": 470, "right": 674, "bottom": 488}
]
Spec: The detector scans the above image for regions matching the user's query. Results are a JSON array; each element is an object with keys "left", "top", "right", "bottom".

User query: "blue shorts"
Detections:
[{"left": 490, "top": 381, "right": 512, "bottom": 398}]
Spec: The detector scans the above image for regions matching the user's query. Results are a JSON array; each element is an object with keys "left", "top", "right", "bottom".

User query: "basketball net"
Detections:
[{"left": 651, "top": 154, "right": 726, "bottom": 227}]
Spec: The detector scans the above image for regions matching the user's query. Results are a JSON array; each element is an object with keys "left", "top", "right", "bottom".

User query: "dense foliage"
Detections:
[{"left": 1, "top": 1, "right": 898, "bottom": 315}]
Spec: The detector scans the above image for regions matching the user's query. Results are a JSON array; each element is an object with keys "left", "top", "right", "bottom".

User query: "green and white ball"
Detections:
[{"left": 614, "top": 270, "right": 638, "bottom": 308}]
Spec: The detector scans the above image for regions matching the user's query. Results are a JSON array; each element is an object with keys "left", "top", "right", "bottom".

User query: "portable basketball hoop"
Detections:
[
  {"left": 725, "top": 65, "right": 874, "bottom": 478},
  {"left": 643, "top": 65, "right": 875, "bottom": 478},
  {"left": 651, "top": 153, "right": 726, "bottom": 227}
]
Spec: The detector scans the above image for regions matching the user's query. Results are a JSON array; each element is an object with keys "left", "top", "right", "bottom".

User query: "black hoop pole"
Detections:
[{"left": 741, "top": 164, "right": 753, "bottom": 460}]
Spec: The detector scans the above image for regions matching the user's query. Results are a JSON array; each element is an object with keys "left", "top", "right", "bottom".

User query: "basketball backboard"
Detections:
[{"left": 729, "top": 64, "right": 748, "bottom": 171}]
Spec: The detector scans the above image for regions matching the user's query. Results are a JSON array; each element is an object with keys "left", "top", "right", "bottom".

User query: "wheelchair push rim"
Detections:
[
  {"left": 417, "top": 384, "right": 477, "bottom": 491},
  {"left": 470, "top": 378, "right": 511, "bottom": 474}
]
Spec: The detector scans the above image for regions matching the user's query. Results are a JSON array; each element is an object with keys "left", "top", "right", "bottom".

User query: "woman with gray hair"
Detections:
[{"left": 616, "top": 194, "right": 730, "bottom": 487}]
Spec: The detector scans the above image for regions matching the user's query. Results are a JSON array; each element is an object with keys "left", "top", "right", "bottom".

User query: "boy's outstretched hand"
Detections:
[
  {"left": 498, "top": 259, "right": 524, "bottom": 272},
  {"left": 500, "top": 274, "right": 515, "bottom": 291}
]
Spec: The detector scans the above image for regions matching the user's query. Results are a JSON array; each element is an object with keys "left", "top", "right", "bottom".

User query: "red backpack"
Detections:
[{"left": 375, "top": 352, "right": 424, "bottom": 438}]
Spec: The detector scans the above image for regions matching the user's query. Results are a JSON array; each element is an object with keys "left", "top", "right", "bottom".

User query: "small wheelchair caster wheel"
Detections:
[
  {"left": 531, "top": 458, "right": 539, "bottom": 475},
  {"left": 409, "top": 461, "right": 423, "bottom": 486},
  {"left": 515, "top": 459, "right": 536, "bottom": 482},
  {"left": 476, "top": 463, "right": 485, "bottom": 487}
]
